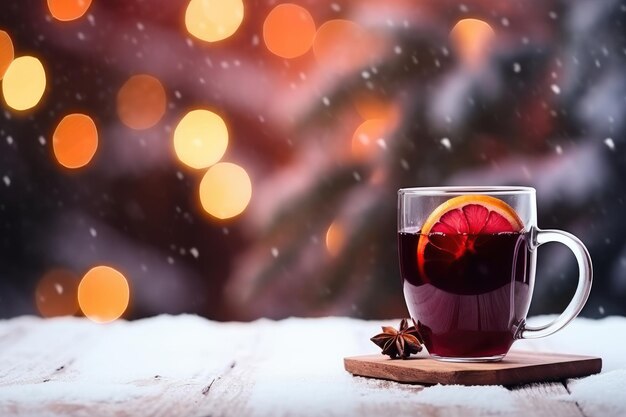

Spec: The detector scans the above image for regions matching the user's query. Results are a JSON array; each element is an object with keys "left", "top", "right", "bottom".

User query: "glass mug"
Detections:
[{"left": 398, "top": 186, "right": 592, "bottom": 362}]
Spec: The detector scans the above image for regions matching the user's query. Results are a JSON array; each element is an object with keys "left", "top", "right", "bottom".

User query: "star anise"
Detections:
[{"left": 370, "top": 318, "right": 423, "bottom": 359}]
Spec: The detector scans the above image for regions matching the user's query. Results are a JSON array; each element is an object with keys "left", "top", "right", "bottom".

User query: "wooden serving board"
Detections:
[{"left": 344, "top": 351, "right": 602, "bottom": 386}]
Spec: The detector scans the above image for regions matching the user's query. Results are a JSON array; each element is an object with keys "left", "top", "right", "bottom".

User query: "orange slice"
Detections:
[{"left": 417, "top": 195, "right": 524, "bottom": 282}]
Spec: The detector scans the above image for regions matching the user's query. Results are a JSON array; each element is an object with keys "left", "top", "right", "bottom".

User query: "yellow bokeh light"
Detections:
[
  {"left": 199, "top": 162, "right": 251, "bottom": 219},
  {"left": 2, "top": 56, "right": 46, "bottom": 111},
  {"left": 35, "top": 269, "right": 80, "bottom": 318},
  {"left": 449, "top": 18, "right": 495, "bottom": 68},
  {"left": 53, "top": 113, "right": 98, "bottom": 169},
  {"left": 174, "top": 109, "right": 228, "bottom": 169},
  {"left": 325, "top": 221, "right": 345, "bottom": 257},
  {"left": 47, "top": 0, "right": 92, "bottom": 21},
  {"left": 351, "top": 119, "right": 394, "bottom": 161},
  {"left": 78, "top": 266, "right": 130, "bottom": 323},
  {"left": 117, "top": 74, "right": 167, "bottom": 130},
  {"left": 185, "top": 0, "right": 244, "bottom": 43},
  {"left": 263, "top": 4, "right": 316, "bottom": 59},
  {"left": 0, "top": 30, "right": 14, "bottom": 80}
]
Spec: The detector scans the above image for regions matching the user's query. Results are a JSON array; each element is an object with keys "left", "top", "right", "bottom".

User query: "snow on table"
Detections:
[{"left": 0, "top": 315, "right": 624, "bottom": 417}]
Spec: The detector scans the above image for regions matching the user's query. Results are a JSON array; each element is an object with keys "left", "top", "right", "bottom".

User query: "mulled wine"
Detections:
[{"left": 399, "top": 230, "right": 533, "bottom": 359}]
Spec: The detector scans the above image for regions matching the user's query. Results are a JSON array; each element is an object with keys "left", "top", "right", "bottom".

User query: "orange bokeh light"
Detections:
[
  {"left": 0, "top": 30, "right": 14, "bottom": 80},
  {"left": 449, "top": 18, "right": 495, "bottom": 68},
  {"left": 117, "top": 74, "right": 167, "bottom": 130},
  {"left": 313, "top": 20, "right": 375, "bottom": 74},
  {"left": 352, "top": 94, "right": 398, "bottom": 121},
  {"left": 47, "top": 0, "right": 93, "bottom": 21},
  {"left": 325, "top": 221, "right": 345, "bottom": 257},
  {"left": 35, "top": 269, "right": 80, "bottom": 318},
  {"left": 78, "top": 266, "right": 130, "bottom": 323},
  {"left": 351, "top": 119, "right": 394, "bottom": 161},
  {"left": 53, "top": 113, "right": 98, "bottom": 169},
  {"left": 263, "top": 4, "right": 316, "bottom": 59},
  {"left": 199, "top": 162, "right": 252, "bottom": 219}
]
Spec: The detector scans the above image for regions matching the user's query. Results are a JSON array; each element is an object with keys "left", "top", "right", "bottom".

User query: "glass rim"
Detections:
[{"left": 398, "top": 186, "right": 536, "bottom": 196}]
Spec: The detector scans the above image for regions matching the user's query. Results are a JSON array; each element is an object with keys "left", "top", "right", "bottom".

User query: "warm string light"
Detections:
[
  {"left": 78, "top": 266, "right": 130, "bottom": 323},
  {"left": 185, "top": 0, "right": 244, "bottom": 43},
  {"left": 47, "top": 0, "right": 93, "bottom": 21},
  {"left": 174, "top": 109, "right": 229, "bottom": 169},
  {"left": 199, "top": 162, "right": 252, "bottom": 219},
  {"left": 117, "top": 74, "right": 167, "bottom": 130},
  {"left": 2, "top": 56, "right": 46, "bottom": 111},
  {"left": 35, "top": 269, "right": 80, "bottom": 318},
  {"left": 263, "top": 4, "right": 316, "bottom": 59},
  {"left": 325, "top": 221, "right": 345, "bottom": 257},
  {"left": 449, "top": 18, "right": 495, "bottom": 68},
  {"left": 52, "top": 113, "right": 98, "bottom": 169},
  {"left": 0, "top": 30, "right": 14, "bottom": 80},
  {"left": 313, "top": 19, "right": 372, "bottom": 74}
]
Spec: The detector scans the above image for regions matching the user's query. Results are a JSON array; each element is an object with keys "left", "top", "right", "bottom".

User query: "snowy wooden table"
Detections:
[{"left": 1, "top": 315, "right": 625, "bottom": 417}]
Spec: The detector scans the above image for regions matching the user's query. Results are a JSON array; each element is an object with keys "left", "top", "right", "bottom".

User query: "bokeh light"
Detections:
[
  {"left": 353, "top": 94, "right": 398, "bottom": 121},
  {"left": 117, "top": 74, "right": 166, "bottom": 130},
  {"left": 199, "top": 162, "right": 251, "bottom": 219},
  {"left": 53, "top": 113, "right": 98, "bottom": 169},
  {"left": 263, "top": 4, "right": 316, "bottom": 59},
  {"left": 351, "top": 119, "right": 394, "bottom": 160},
  {"left": 449, "top": 18, "right": 496, "bottom": 68},
  {"left": 78, "top": 265, "right": 130, "bottom": 323},
  {"left": 0, "top": 30, "right": 14, "bottom": 80},
  {"left": 174, "top": 109, "right": 228, "bottom": 169},
  {"left": 35, "top": 269, "right": 80, "bottom": 318},
  {"left": 2, "top": 56, "right": 46, "bottom": 111},
  {"left": 185, "top": 0, "right": 244, "bottom": 43},
  {"left": 325, "top": 221, "right": 345, "bottom": 257},
  {"left": 313, "top": 20, "right": 372, "bottom": 73},
  {"left": 47, "top": 0, "right": 92, "bottom": 21}
]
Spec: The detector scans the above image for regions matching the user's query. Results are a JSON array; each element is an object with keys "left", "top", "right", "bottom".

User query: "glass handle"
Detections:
[{"left": 518, "top": 227, "right": 593, "bottom": 339}]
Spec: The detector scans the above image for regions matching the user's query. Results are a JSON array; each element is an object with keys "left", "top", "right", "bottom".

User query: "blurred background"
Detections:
[{"left": 0, "top": 0, "right": 624, "bottom": 322}]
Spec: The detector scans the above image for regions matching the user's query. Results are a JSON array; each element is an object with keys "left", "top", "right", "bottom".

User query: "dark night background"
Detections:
[{"left": 0, "top": 0, "right": 625, "bottom": 321}]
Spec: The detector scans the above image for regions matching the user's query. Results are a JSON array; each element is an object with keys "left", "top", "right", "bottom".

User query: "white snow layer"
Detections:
[{"left": 0, "top": 315, "right": 624, "bottom": 416}]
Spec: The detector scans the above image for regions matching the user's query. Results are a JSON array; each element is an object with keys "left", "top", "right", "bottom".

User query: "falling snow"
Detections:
[
  {"left": 604, "top": 138, "right": 615, "bottom": 150},
  {"left": 89, "top": 227, "right": 97, "bottom": 238},
  {"left": 394, "top": 45, "right": 402, "bottom": 55},
  {"left": 190, "top": 247, "right": 199, "bottom": 259},
  {"left": 271, "top": 247, "right": 279, "bottom": 258},
  {"left": 440, "top": 137, "right": 452, "bottom": 150},
  {"left": 6, "top": 135, "right": 13, "bottom": 145},
  {"left": 550, "top": 84, "right": 561, "bottom": 94},
  {"left": 322, "top": 97, "right": 330, "bottom": 106},
  {"left": 2, "top": 176, "right": 10, "bottom": 187},
  {"left": 513, "top": 62, "right": 521, "bottom": 73},
  {"left": 54, "top": 283, "right": 63, "bottom": 294}
]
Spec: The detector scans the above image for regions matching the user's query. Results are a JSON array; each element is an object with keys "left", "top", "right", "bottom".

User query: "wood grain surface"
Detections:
[{"left": 344, "top": 351, "right": 602, "bottom": 385}]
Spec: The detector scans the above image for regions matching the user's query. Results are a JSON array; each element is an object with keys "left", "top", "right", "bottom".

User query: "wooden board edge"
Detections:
[{"left": 343, "top": 355, "right": 603, "bottom": 386}]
